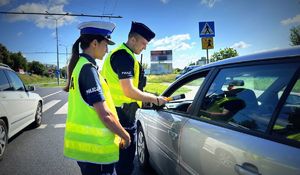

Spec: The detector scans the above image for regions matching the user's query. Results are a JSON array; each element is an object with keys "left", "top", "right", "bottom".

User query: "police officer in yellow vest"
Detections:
[
  {"left": 102, "top": 21, "right": 167, "bottom": 175},
  {"left": 63, "top": 21, "right": 131, "bottom": 175}
]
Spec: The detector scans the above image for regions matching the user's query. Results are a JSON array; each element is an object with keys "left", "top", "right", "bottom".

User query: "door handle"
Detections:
[{"left": 235, "top": 163, "right": 261, "bottom": 175}]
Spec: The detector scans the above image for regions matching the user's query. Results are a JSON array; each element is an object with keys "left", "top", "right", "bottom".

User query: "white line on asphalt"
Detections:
[
  {"left": 42, "top": 91, "right": 62, "bottom": 99},
  {"left": 43, "top": 100, "right": 61, "bottom": 113},
  {"left": 54, "top": 124, "right": 66, "bottom": 128},
  {"left": 54, "top": 102, "right": 68, "bottom": 115},
  {"left": 37, "top": 124, "right": 47, "bottom": 129}
]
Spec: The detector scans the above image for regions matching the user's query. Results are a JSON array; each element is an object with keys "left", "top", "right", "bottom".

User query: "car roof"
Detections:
[
  {"left": 0, "top": 63, "right": 13, "bottom": 71},
  {"left": 192, "top": 46, "right": 300, "bottom": 72}
]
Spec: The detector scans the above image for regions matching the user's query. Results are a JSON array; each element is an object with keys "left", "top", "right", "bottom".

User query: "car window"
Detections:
[
  {"left": 272, "top": 75, "right": 300, "bottom": 143},
  {"left": 199, "top": 62, "right": 299, "bottom": 133},
  {"left": 0, "top": 70, "right": 11, "bottom": 91},
  {"left": 5, "top": 70, "right": 25, "bottom": 91},
  {"left": 165, "top": 72, "right": 207, "bottom": 113}
]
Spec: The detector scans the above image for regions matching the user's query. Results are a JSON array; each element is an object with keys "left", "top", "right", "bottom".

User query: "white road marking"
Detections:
[
  {"left": 43, "top": 100, "right": 61, "bottom": 112},
  {"left": 54, "top": 124, "right": 66, "bottom": 128},
  {"left": 42, "top": 91, "right": 62, "bottom": 99},
  {"left": 37, "top": 124, "right": 47, "bottom": 129},
  {"left": 54, "top": 102, "right": 68, "bottom": 115}
]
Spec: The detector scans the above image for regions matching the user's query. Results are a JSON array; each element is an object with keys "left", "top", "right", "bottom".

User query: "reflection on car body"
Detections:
[{"left": 136, "top": 47, "right": 300, "bottom": 175}]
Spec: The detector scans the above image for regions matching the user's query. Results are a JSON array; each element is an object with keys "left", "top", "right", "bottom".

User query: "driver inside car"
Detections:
[{"left": 199, "top": 82, "right": 246, "bottom": 121}]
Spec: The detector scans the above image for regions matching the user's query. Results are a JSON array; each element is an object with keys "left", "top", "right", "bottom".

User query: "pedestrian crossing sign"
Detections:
[
  {"left": 201, "top": 37, "right": 214, "bottom": 49},
  {"left": 199, "top": 21, "right": 215, "bottom": 37}
]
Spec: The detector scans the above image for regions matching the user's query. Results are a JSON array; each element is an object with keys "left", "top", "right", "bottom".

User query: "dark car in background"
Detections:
[
  {"left": 136, "top": 47, "right": 300, "bottom": 175},
  {"left": 175, "top": 65, "right": 199, "bottom": 79}
]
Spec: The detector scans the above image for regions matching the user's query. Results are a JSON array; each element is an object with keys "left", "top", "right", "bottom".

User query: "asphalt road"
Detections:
[{"left": 0, "top": 87, "right": 157, "bottom": 175}]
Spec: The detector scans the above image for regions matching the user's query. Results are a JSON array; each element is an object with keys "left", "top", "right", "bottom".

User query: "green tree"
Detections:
[
  {"left": 61, "top": 66, "right": 67, "bottom": 79},
  {"left": 28, "top": 61, "right": 46, "bottom": 75},
  {"left": 290, "top": 25, "right": 300, "bottom": 46},
  {"left": 173, "top": 68, "right": 182, "bottom": 74},
  {"left": 0, "top": 43, "right": 12, "bottom": 66},
  {"left": 10, "top": 52, "right": 27, "bottom": 71},
  {"left": 211, "top": 47, "right": 238, "bottom": 62}
]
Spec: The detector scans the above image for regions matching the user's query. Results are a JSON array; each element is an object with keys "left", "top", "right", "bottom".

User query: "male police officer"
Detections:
[{"left": 102, "top": 21, "right": 167, "bottom": 174}]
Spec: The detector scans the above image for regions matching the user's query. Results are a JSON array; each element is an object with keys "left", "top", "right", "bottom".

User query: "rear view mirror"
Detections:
[{"left": 225, "top": 80, "right": 244, "bottom": 86}]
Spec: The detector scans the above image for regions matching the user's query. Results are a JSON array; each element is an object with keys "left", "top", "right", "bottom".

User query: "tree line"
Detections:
[{"left": 0, "top": 43, "right": 66, "bottom": 78}]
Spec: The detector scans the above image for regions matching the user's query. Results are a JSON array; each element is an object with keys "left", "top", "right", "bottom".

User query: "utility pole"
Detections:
[
  {"left": 45, "top": 15, "right": 64, "bottom": 85},
  {"left": 59, "top": 44, "right": 68, "bottom": 79}
]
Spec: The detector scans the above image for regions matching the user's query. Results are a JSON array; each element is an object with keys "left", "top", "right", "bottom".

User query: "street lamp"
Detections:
[
  {"left": 59, "top": 44, "right": 68, "bottom": 64},
  {"left": 45, "top": 15, "right": 64, "bottom": 85},
  {"left": 59, "top": 44, "right": 68, "bottom": 79}
]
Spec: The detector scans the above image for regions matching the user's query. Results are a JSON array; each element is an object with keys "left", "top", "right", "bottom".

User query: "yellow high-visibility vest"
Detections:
[
  {"left": 64, "top": 56, "right": 119, "bottom": 164},
  {"left": 102, "top": 43, "right": 142, "bottom": 107}
]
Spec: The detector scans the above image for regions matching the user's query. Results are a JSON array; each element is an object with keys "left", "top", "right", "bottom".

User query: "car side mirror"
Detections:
[{"left": 26, "top": 85, "right": 35, "bottom": 91}]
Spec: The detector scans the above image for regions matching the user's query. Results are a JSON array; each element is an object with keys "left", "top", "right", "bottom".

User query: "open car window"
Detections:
[{"left": 164, "top": 72, "right": 207, "bottom": 114}]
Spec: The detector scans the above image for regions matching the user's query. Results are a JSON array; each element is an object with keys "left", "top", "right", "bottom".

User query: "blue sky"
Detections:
[{"left": 0, "top": 0, "right": 299, "bottom": 69}]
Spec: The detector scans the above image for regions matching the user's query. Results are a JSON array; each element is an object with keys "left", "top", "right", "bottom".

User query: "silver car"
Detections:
[{"left": 136, "top": 47, "right": 300, "bottom": 175}]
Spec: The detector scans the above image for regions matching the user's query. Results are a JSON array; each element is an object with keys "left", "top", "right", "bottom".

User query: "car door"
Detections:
[
  {"left": 4, "top": 70, "right": 35, "bottom": 136},
  {"left": 146, "top": 71, "right": 208, "bottom": 175},
  {"left": 0, "top": 70, "right": 11, "bottom": 118},
  {"left": 180, "top": 60, "right": 300, "bottom": 175}
]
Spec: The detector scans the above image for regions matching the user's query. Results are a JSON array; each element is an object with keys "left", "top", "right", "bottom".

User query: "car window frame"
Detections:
[
  {"left": 4, "top": 69, "right": 26, "bottom": 92},
  {"left": 267, "top": 64, "right": 300, "bottom": 147},
  {"left": 159, "top": 68, "right": 213, "bottom": 119},
  {"left": 0, "top": 69, "right": 13, "bottom": 91},
  {"left": 193, "top": 56, "right": 300, "bottom": 148}
]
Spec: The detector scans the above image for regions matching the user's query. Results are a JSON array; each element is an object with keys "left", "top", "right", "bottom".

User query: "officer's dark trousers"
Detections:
[
  {"left": 77, "top": 161, "right": 115, "bottom": 175},
  {"left": 115, "top": 107, "right": 137, "bottom": 175},
  {"left": 116, "top": 128, "right": 136, "bottom": 175}
]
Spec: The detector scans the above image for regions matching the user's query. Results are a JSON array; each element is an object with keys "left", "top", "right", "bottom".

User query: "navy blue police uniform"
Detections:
[
  {"left": 110, "top": 21, "right": 155, "bottom": 175},
  {"left": 110, "top": 45, "right": 137, "bottom": 175}
]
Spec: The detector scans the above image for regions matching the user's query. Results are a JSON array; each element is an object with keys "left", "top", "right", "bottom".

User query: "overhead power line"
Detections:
[{"left": 0, "top": 11, "right": 122, "bottom": 18}]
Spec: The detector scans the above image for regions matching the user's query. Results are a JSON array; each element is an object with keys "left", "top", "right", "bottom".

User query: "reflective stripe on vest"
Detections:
[
  {"left": 102, "top": 43, "right": 142, "bottom": 107},
  {"left": 64, "top": 56, "right": 119, "bottom": 164}
]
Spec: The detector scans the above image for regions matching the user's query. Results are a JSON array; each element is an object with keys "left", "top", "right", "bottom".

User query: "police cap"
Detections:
[
  {"left": 129, "top": 21, "right": 155, "bottom": 42},
  {"left": 78, "top": 21, "right": 116, "bottom": 45}
]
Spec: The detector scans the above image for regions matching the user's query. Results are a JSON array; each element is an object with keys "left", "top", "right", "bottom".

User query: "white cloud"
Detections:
[
  {"left": 231, "top": 41, "right": 251, "bottom": 49},
  {"left": 173, "top": 54, "right": 199, "bottom": 69},
  {"left": 160, "top": 0, "right": 170, "bottom": 4},
  {"left": 17, "top": 32, "right": 23, "bottom": 36},
  {"left": 152, "top": 34, "right": 193, "bottom": 51},
  {"left": 201, "top": 0, "right": 219, "bottom": 8},
  {"left": 0, "top": 0, "right": 10, "bottom": 6},
  {"left": 7, "top": 1, "right": 75, "bottom": 29},
  {"left": 281, "top": 14, "right": 300, "bottom": 25}
]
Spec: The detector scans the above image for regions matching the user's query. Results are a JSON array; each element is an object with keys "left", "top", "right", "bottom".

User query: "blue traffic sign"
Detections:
[{"left": 199, "top": 21, "right": 215, "bottom": 37}]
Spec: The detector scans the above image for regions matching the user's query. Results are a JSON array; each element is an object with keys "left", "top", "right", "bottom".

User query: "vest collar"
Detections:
[
  {"left": 80, "top": 53, "right": 98, "bottom": 68},
  {"left": 122, "top": 43, "right": 134, "bottom": 54}
]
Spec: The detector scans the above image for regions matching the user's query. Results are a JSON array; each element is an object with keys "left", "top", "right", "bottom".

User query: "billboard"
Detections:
[
  {"left": 150, "top": 63, "right": 173, "bottom": 74},
  {"left": 151, "top": 50, "right": 172, "bottom": 62}
]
